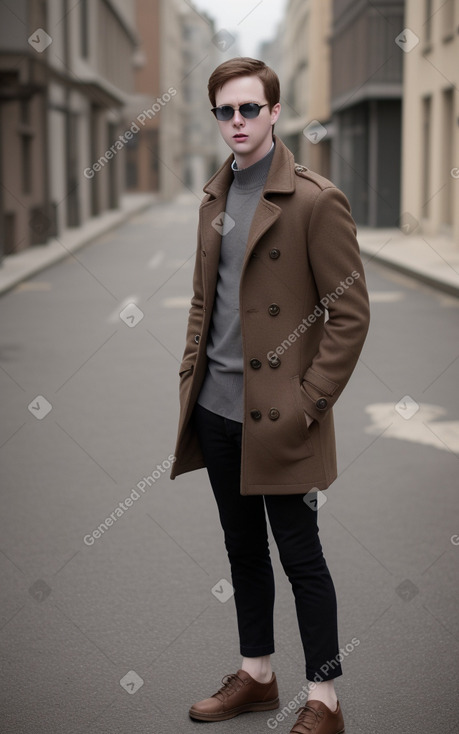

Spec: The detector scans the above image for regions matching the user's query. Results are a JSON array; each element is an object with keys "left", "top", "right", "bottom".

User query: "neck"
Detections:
[{"left": 233, "top": 135, "right": 274, "bottom": 170}]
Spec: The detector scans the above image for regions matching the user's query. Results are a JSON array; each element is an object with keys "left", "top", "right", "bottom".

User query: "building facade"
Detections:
[
  {"left": 401, "top": 0, "right": 459, "bottom": 241},
  {"left": 115, "top": 0, "right": 219, "bottom": 201},
  {"left": 124, "top": 0, "right": 162, "bottom": 195},
  {"left": 0, "top": 0, "right": 138, "bottom": 257},
  {"left": 330, "top": 0, "right": 404, "bottom": 227},
  {"left": 276, "top": 0, "right": 333, "bottom": 178},
  {"left": 180, "top": 3, "right": 219, "bottom": 193}
]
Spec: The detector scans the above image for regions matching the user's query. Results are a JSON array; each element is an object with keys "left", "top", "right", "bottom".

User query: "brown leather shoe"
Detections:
[
  {"left": 188, "top": 669, "right": 279, "bottom": 721},
  {"left": 290, "top": 700, "right": 345, "bottom": 733}
]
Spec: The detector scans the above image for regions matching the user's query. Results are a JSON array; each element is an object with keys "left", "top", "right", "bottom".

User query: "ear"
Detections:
[{"left": 270, "top": 103, "right": 281, "bottom": 125}]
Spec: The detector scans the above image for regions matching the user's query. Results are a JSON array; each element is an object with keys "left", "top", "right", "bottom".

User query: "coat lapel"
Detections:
[
  {"left": 199, "top": 136, "right": 296, "bottom": 294},
  {"left": 242, "top": 137, "right": 296, "bottom": 271},
  {"left": 199, "top": 195, "right": 227, "bottom": 307}
]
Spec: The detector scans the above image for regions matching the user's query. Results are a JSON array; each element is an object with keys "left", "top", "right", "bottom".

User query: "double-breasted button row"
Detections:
[
  {"left": 250, "top": 356, "right": 281, "bottom": 369},
  {"left": 250, "top": 408, "right": 281, "bottom": 421},
  {"left": 252, "top": 249, "right": 280, "bottom": 260}
]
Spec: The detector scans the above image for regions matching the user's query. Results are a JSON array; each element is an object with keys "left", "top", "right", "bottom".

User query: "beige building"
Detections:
[
  {"left": 275, "top": 0, "right": 332, "bottom": 177},
  {"left": 0, "top": 0, "right": 138, "bottom": 255},
  {"left": 401, "top": 0, "right": 459, "bottom": 241}
]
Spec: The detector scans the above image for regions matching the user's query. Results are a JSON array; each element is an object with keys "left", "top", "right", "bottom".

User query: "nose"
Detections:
[{"left": 232, "top": 109, "right": 245, "bottom": 126}]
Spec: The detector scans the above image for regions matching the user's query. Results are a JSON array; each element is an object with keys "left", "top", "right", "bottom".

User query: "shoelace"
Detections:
[
  {"left": 214, "top": 673, "right": 246, "bottom": 701},
  {"left": 292, "top": 705, "right": 325, "bottom": 732}
]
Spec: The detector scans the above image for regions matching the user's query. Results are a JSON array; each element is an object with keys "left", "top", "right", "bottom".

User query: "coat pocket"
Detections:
[
  {"left": 179, "top": 360, "right": 194, "bottom": 378},
  {"left": 289, "top": 375, "right": 312, "bottom": 443},
  {"left": 179, "top": 361, "right": 195, "bottom": 408},
  {"left": 261, "top": 375, "right": 314, "bottom": 462}
]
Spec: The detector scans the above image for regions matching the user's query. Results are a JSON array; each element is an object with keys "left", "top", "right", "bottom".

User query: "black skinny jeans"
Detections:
[{"left": 193, "top": 403, "right": 342, "bottom": 682}]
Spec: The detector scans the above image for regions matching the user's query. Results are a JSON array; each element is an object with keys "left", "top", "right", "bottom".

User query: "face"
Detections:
[{"left": 214, "top": 75, "right": 281, "bottom": 168}]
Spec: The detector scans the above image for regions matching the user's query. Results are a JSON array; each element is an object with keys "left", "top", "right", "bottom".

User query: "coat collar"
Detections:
[{"left": 203, "top": 135, "right": 296, "bottom": 200}]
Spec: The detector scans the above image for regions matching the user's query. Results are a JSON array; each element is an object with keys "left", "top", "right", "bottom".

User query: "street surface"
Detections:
[{"left": 1, "top": 198, "right": 459, "bottom": 734}]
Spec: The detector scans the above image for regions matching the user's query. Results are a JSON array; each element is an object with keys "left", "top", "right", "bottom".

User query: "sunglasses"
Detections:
[{"left": 211, "top": 103, "right": 268, "bottom": 121}]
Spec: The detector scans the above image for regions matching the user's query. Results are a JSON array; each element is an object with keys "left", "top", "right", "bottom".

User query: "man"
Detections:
[{"left": 170, "top": 57, "right": 370, "bottom": 734}]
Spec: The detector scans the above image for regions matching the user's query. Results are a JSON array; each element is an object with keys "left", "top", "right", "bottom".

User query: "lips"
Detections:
[{"left": 233, "top": 134, "right": 248, "bottom": 140}]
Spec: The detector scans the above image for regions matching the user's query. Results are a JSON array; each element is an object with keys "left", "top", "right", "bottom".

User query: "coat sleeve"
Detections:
[{"left": 300, "top": 185, "right": 370, "bottom": 422}]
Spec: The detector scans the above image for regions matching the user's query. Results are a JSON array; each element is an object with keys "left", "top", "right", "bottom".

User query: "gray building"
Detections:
[
  {"left": 330, "top": 0, "right": 404, "bottom": 227},
  {"left": 0, "top": 0, "right": 138, "bottom": 256}
]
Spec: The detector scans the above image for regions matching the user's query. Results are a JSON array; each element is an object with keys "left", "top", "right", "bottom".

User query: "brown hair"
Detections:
[{"left": 208, "top": 57, "right": 280, "bottom": 109}]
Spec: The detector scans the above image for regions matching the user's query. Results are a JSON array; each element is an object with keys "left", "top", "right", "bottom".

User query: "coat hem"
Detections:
[{"left": 240, "top": 475, "right": 337, "bottom": 496}]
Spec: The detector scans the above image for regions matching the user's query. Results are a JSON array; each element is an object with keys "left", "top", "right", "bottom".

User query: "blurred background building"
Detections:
[
  {"left": 401, "top": 0, "right": 458, "bottom": 241},
  {"left": 276, "top": 0, "right": 404, "bottom": 228},
  {"left": 329, "top": 0, "right": 404, "bottom": 228},
  {"left": 275, "top": 0, "right": 333, "bottom": 180},
  {"left": 274, "top": 0, "right": 458, "bottom": 234},
  {"left": 124, "top": 0, "right": 162, "bottom": 196},
  {"left": 0, "top": 0, "right": 138, "bottom": 254},
  {"left": 0, "top": 0, "right": 457, "bottom": 260}
]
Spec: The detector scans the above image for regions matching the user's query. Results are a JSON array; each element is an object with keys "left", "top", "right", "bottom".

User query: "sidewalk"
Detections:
[
  {"left": 0, "top": 195, "right": 458, "bottom": 298},
  {"left": 357, "top": 226, "right": 459, "bottom": 298},
  {"left": 0, "top": 193, "right": 157, "bottom": 296}
]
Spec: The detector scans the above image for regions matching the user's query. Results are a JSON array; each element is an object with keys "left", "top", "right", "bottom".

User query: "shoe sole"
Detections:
[{"left": 189, "top": 696, "right": 280, "bottom": 722}]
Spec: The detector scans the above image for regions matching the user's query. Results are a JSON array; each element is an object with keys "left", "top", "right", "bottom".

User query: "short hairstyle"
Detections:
[{"left": 208, "top": 57, "right": 280, "bottom": 110}]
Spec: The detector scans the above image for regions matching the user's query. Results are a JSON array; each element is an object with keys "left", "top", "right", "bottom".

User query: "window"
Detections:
[
  {"left": 21, "top": 134, "right": 32, "bottom": 195},
  {"left": 80, "top": 0, "right": 89, "bottom": 58},
  {"left": 442, "top": 0, "right": 455, "bottom": 41},
  {"left": 421, "top": 96, "right": 431, "bottom": 218},
  {"left": 20, "top": 98, "right": 30, "bottom": 125},
  {"left": 424, "top": 0, "right": 433, "bottom": 48},
  {"left": 442, "top": 89, "right": 454, "bottom": 226}
]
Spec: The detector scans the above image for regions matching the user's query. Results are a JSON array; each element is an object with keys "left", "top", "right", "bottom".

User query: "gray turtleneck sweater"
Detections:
[{"left": 197, "top": 142, "right": 275, "bottom": 422}]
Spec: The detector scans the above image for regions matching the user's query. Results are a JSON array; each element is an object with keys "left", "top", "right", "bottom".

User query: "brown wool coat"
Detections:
[{"left": 170, "top": 136, "right": 370, "bottom": 495}]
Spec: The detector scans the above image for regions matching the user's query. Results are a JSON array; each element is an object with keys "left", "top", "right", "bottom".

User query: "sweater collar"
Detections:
[{"left": 230, "top": 141, "right": 275, "bottom": 190}]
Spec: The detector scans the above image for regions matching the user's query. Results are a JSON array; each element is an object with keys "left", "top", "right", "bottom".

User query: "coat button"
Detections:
[
  {"left": 295, "top": 165, "right": 307, "bottom": 173},
  {"left": 268, "top": 355, "right": 281, "bottom": 368},
  {"left": 269, "top": 408, "right": 280, "bottom": 421},
  {"left": 250, "top": 409, "right": 262, "bottom": 421},
  {"left": 268, "top": 303, "right": 280, "bottom": 316},
  {"left": 269, "top": 248, "right": 280, "bottom": 259},
  {"left": 316, "top": 398, "right": 328, "bottom": 410},
  {"left": 250, "top": 358, "right": 262, "bottom": 369},
  {"left": 194, "top": 334, "right": 200, "bottom": 344}
]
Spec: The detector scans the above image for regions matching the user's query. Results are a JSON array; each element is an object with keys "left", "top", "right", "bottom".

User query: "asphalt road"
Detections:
[{"left": 1, "top": 198, "right": 458, "bottom": 734}]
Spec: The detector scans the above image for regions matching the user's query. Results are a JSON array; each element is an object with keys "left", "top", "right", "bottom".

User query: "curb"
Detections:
[
  {"left": 360, "top": 244, "right": 459, "bottom": 298},
  {"left": 359, "top": 246, "right": 459, "bottom": 299},
  {"left": 0, "top": 194, "right": 157, "bottom": 297}
]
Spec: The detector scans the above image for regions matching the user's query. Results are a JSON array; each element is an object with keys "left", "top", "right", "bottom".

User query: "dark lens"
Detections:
[
  {"left": 240, "top": 103, "right": 261, "bottom": 119},
  {"left": 215, "top": 106, "right": 234, "bottom": 121}
]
